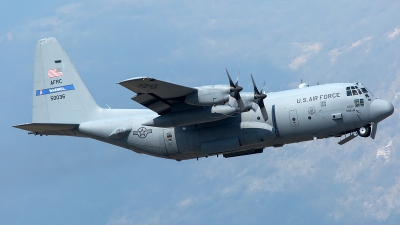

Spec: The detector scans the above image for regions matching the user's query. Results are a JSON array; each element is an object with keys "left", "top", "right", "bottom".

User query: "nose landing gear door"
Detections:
[
  {"left": 163, "top": 128, "right": 179, "bottom": 155},
  {"left": 289, "top": 110, "right": 299, "bottom": 127}
]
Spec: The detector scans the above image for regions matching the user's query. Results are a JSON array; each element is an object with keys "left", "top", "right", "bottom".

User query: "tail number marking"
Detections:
[{"left": 50, "top": 94, "right": 65, "bottom": 101}]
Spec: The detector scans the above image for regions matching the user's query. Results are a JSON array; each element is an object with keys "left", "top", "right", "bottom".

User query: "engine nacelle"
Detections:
[{"left": 184, "top": 85, "right": 230, "bottom": 106}]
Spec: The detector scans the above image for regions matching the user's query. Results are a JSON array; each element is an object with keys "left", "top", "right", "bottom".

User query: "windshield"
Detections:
[{"left": 345, "top": 84, "right": 374, "bottom": 100}]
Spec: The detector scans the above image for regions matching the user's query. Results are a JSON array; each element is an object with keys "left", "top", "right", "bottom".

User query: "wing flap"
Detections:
[{"left": 132, "top": 93, "right": 171, "bottom": 114}]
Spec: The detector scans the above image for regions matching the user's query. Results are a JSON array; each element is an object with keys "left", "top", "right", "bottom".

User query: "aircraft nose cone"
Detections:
[{"left": 369, "top": 99, "right": 394, "bottom": 122}]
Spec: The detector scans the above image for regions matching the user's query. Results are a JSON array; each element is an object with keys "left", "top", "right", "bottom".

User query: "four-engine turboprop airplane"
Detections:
[{"left": 14, "top": 38, "right": 394, "bottom": 161}]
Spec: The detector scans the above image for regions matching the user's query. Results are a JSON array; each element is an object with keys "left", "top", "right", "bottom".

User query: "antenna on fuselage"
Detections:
[{"left": 298, "top": 79, "right": 309, "bottom": 88}]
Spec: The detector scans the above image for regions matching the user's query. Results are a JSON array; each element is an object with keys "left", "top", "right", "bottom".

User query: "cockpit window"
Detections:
[
  {"left": 361, "top": 88, "right": 367, "bottom": 93},
  {"left": 346, "top": 86, "right": 371, "bottom": 98}
]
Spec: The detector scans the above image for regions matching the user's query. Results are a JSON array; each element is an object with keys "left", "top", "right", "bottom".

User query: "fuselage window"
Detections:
[
  {"left": 360, "top": 99, "right": 364, "bottom": 107},
  {"left": 354, "top": 99, "right": 360, "bottom": 107}
]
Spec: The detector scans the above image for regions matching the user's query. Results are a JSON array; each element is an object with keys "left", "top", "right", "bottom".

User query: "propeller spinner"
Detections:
[{"left": 251, "top": 74, "right": 268, "bottom": 121}]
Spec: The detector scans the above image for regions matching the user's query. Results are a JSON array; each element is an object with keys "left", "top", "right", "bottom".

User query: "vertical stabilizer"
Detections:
[{"left": 33, "top": 37, "right": 102, "bottom": 123}]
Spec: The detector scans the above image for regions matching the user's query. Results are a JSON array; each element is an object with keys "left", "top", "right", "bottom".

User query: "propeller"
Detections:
[
  {"left": 226, "top": 69, "right": 245, "bottom": 111},
  {"left": 251, "top": 74, "right": 268, "bottom": 121}
]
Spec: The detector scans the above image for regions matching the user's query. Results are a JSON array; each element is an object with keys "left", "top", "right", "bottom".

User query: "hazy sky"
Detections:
[{"left": 1, "top": 1, "right": 400, "bottom": 224}]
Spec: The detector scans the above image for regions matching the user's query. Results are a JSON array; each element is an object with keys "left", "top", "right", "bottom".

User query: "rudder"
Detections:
[{"left": 33, "top": 37, "right": 102, "bottom": 124}]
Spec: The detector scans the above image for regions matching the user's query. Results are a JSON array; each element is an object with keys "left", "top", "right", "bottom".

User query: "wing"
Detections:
[{"left": 118, "top": 77, "right": 198, "bottom": 114}]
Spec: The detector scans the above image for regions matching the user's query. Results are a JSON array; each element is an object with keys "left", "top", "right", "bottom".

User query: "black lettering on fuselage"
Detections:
[{"left": 298, "top": 93, "right": 341, "bottom": 103}]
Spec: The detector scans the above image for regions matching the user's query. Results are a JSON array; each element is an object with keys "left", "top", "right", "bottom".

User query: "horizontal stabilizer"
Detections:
[{"left": 13, "top": 123, "right": 81, "bottom": 136}]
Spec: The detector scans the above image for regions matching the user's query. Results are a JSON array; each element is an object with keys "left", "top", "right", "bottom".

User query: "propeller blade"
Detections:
[
  {"left": 226, "top": 68, "right": 236, "bottom": 88},
  {"left": 260, "top": 106, "right": 268, "bottom": 121},
  {"left": 258, "top": 98, "right": 268, "bottom": 121},
  {"left": 250, "top": 74, "right": 266, "bottom": 99},
  {"left": 250, "top": 74, "right": 268, "bottom": 120},
  {"left": 237, "top": 98, "right": 245, "bottom": 111},
  {"left": 250, "top": 74, "right": 260, "bottom": 94},
  {"left": 226, "top": 69, "right": 243, "bottom": 92},
  {"left": 226, "top": 68, "right": 244, "bottom": 111}
]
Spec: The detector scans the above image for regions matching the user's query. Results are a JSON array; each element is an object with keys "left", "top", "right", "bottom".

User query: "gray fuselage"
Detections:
[{"left": 77, "top": 82, "right": 390, "bottom": 161}]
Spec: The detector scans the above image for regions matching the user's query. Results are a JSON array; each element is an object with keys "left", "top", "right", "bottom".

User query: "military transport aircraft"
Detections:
[{"left": 14, "top": 38, "right": 394, "bottom": 161}]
